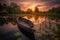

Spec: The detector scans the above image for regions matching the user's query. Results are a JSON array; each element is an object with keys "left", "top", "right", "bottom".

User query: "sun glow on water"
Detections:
[{"left": 23, "top": 16, "right": 46, "bottom": 25}]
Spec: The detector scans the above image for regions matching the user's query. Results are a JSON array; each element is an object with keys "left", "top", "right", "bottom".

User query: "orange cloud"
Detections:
[{"left": 17, "top": 1, "right": 47, "bottom": 11}]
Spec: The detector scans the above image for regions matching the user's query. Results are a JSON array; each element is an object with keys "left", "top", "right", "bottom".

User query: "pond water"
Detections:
[
  {"left": 0, "top": 16, "right": 60, "bottom": 40},
  {"left": 23, "top": 16, "right": 58, "bottom": 31}
]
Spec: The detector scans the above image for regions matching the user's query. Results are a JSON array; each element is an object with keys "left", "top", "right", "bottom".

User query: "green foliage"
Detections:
[
  {"left": 0, "top": 3, "right": 7, "bottom": 11},
  {"left": 57, "top": 23, "right": 60, "bottom": 40},
  {"left": 0, "top": 3, "right": 8, "bottom": 17},
  {"left": 0, "top": 2, "right": 24, "bottom": 17},
  {"left": 7, "top": 2, "right": 22, "bottom": 14}
]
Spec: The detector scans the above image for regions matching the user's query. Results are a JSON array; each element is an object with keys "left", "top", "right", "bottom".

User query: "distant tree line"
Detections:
[
  {"left": 0, "top": 2, "right": 60, "bottom": 25},
  {"left": 0, "top": 2, "right": 25, "bottom": 17},
  {"left": 0, "top": 2, "right": 60, "bottom": 16}
]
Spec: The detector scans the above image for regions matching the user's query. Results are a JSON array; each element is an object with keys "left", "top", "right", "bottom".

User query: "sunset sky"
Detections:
[{"left": 0, "top": 0, "right": 60, "bottom": 12}]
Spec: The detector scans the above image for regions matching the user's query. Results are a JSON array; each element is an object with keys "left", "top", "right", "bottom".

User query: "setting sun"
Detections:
[
  {"left": 29, "top": 7, "right": 35, "bottom": 11},
  {"left": 28, "top": 5, "right": 36, "bottom": 11}
]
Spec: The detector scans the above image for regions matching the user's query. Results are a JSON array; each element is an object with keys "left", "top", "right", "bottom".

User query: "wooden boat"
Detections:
[{"left": 17, "top": 17, "right": 35, "bottom": 40}]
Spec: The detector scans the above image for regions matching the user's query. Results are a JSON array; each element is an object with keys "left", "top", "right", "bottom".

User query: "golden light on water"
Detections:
[
  {"left": 23, "top": 16, "right": 28, "bottom": 19},
  {"left": 23, "top": 16, "right": 46, "bottom": 25},
  {"left": 23, "top": 16, "right": 35, "bottom": 22}
]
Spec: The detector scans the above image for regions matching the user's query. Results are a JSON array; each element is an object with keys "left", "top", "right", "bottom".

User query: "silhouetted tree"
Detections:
[
  {"left": 35, "top": 6, "right": 39, "bottom": 13},
  {"left": 26, "top": 8, "right": 32, "bottom": 14},
  {"left": 0, "top": 3, "right": 8, "bottom": 17},
  {"left": 7, "top": 2, "right": 22, "bottom": 14}
]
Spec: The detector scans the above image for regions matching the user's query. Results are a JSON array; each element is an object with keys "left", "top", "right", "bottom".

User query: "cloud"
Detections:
[
  {"left": 0, "top": 0, "right": 60, "bottom": 6},
  {"left": 0, "top": 0, "right": 6, "bottom": 3},
  {"left": 50, "top": 0, "right": 60, "bottom": 6},
  {"left": 0, "top": 0, "right": 60, "bottom": 11}
]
